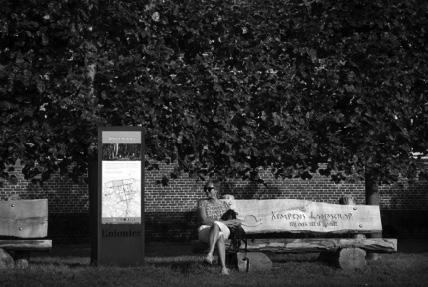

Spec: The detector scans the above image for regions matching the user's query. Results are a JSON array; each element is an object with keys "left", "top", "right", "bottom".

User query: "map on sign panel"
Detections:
[{"left": 102, "top": 161, "right": 141, "bottom": 223}]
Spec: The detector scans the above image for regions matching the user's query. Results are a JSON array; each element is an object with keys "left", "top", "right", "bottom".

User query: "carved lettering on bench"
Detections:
[
  {"left": 232, "top": 199, "right": 382, "bottom": 234},
  {"left": 309, "top": 212, "right": 353, "bottom": 221},
  {"left": 271, "top": 212, "right": 306, "bottom": 221},
  {"left": 269, "top": 209, "right": 354, "bottom": 229}
]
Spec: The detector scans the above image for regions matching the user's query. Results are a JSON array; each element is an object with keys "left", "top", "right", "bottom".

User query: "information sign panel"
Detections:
[{"left": 95, "top": 127, "right": 144, "bottom": 266}]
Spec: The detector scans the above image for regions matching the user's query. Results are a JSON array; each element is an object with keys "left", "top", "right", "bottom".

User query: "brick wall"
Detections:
[
  {"left": 1, "top": 161, "right": 427, "bottom": 241},
  {"left": 145, "top": 162, "right": 428, "bottom": 211},
  {"left": 0, "top": 162, "right": 88, "bottom": 213}
]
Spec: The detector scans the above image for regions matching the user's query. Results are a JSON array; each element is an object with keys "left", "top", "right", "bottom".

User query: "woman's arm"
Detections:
[
  {"left": 198, "top": 207, "right": 241, "bottom": 227},
  {"left": 221, "top": 219, "right": 242, "bottom": 228}
]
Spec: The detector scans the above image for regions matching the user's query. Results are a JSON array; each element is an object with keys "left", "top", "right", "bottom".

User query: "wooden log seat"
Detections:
[
  {"left": 244, "top": 238, "right": 397, "bottom": 253},
  {"left": 0, "top": 199, "right": 52, "bottom": 269},
  {"left": 221, "top": 198, "right": 397, "bottom": 271},
  {"left": 0, "top": 240, "right": 52, "bottom": 269}
]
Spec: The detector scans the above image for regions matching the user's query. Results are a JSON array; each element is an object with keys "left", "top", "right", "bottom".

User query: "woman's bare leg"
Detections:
[
  {"left": 216, "top": 234, "right": 229, "bottom": 275},
  {"left": 206, "top": 224, "right": 220, "bottom": 262}
]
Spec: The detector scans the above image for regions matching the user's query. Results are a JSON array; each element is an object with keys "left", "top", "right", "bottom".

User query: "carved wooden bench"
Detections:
[
  {"left": 226, "top": 198, "right": 397, "bottom": 271},
  {"left": 0, "top": 199, "right": 52, "bottom": 268}
]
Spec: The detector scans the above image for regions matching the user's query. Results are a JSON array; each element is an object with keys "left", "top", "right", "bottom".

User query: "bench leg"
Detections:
[
  {"left": 366, "top": 252, "right": 381, "bottom": 261},
  {"left": 236, "top": 252, "right": 272, "bottom": 272},
  {"left": 14, "top": 251, "right": 30, "bottom": 269},
  {"left": 338, "top": 248, "right": 366, "bottom": 270},
  {"left": 0, "top": 248, "right": 14, "bottom": 269},
  {"left": 320, "top": 248, "right": 366, "bottom": 271}
]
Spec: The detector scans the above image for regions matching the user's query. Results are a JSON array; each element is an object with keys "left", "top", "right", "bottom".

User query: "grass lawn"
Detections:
[{"left": 1, "top": 240, "right": 427, "bottom": 287}]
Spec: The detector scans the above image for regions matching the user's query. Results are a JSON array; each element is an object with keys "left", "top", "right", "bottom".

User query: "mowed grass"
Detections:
[{"left": 1, "top": 244, "right": 428, "bottom": 287}]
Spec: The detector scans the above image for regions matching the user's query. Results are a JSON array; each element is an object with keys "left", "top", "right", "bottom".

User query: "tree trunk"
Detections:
[
  {"left": 365, "top": 173, "right": 382, "bottom": 260},
  {"left": 365, "top": 175, "right": 380, "bottom": 205},
  {"left": 365, "top": 174, "right": 382, "bottom": 238},
  {"left": 84, "top": 40, "right": 98, "bottom": 120},
  {"left": 0, "top": 248, "right": 14, "bottom": 269},
  {"left": 88, "top": 158, "right": 98, "bottom": 266}
]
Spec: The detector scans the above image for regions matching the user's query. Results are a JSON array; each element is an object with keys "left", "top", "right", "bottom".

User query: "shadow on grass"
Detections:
[
  {"left": 151, "top": 261, "right": 219, "bottom": 275},
  {"left": 30, "top": 259, "right": 90, "bottom": 268},
  {"left": 2, "top": 252, "right": 427, "bottom": 287},
  {"left": 397, "top": 239, "right": 428, "bottom": 253},
  {"left": 31, "top": 244, "right": 91, "bottom": 259},
  {"left": 268, "top": 252, "right": 320, "bottom": 263},
  {"left": 30, "top": 254, "right": 91, "bottom": 268}
]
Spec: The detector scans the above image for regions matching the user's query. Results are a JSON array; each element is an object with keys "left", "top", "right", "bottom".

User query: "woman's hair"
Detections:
[{"left": 204, "top": 180, "right": 219, "bottom": 193}]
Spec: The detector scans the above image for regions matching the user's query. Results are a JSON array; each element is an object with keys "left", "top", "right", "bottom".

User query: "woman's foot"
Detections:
[
  {"left": 204, "top": 253, "right": 214, "bottom": 265},
  {"left": 221, "top": 267, "right": 230, "bottom": 275}
]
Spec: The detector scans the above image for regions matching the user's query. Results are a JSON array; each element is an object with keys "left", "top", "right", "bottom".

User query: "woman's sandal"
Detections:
[{"left": 204, "top": 253, "right": 214, "bottom": 265}]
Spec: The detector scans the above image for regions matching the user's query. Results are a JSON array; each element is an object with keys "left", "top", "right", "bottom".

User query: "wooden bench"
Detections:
[
  {"left": 0, "top": 199, "right": 52, "bottom": 268},
  {"left": 224, "top": 198, "right": 397, "bottom": 271}
]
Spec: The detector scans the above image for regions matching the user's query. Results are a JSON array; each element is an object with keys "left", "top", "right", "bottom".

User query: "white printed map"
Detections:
[{"left": 102, "top": 161, "right": 141, "bottom": 223}]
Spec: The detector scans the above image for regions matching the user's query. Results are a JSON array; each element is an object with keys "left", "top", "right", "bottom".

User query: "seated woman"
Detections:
[{"left": 197, "top": 181, "right": 241, "bottom": 275}]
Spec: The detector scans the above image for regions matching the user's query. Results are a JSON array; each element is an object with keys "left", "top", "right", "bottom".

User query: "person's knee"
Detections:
[
  {"left": 211, "top": 223, "right": 220, "bottom": 232},
  {"left": 218, "top": 234, "right": 225, "bottom": 243}
]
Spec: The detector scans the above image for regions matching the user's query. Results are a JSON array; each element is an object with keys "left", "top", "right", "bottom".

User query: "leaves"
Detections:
[{"left": 1, "top": 0, "right": 427, "bottom": 185}]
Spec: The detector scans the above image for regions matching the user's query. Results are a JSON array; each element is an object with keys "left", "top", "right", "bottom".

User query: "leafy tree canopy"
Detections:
[{"left": 1, "top": 0, "right": 427, "bottom": 186}]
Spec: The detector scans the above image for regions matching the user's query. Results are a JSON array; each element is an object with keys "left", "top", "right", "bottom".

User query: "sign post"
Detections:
[{"left": 93, "top": 127, "right": 144, "bottom": 266}]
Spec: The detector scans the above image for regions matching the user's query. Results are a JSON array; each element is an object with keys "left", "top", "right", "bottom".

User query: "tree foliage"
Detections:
[
  {"left": 1, "top": 0, "right": 99, "bottom": 183},
  {"left": 299, "top": 0, "right": 428, "bottom": 183},
  {"left": 1, "top": 0, "right": 427, "bottom": 185}
]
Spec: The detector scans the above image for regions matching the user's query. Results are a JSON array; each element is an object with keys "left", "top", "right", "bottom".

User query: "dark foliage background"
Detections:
[{"left": 1, "top": 0, "right": 427, "bottom": 188}]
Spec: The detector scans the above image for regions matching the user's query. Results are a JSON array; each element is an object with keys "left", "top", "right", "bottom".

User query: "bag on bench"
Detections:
[{"left": 221, "top": 209, "right": 247, "bottom": 253}]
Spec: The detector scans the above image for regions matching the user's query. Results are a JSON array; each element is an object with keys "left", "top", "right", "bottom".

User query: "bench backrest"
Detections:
[
  {"left": 0, "top": 199, "right": 48, "bottom": 238},
  {"left": 225, "top": 199, "right": 382, "bottom": 235}
]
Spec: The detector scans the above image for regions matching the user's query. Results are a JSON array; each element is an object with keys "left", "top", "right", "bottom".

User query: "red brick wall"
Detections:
[
  {"left": 1, "top": 161, "right": 427, "bottom": 240},
  {"left": 1, "top": 161, "right": 428, "bottom": 213},
  {"left": 145, "top": 162, "right": 428, "bottom": 211},
  {"left": 0, "top": 162, "right": 88, "bottom": 213},
  {"left": 379, "top": 180, "right": 428, "bottom": 210}
]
